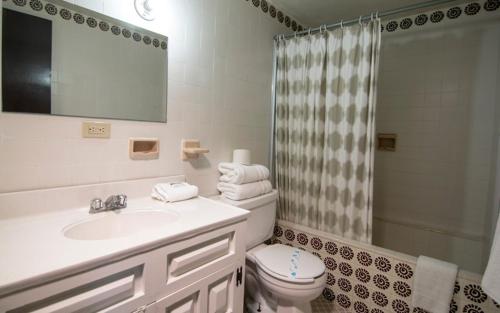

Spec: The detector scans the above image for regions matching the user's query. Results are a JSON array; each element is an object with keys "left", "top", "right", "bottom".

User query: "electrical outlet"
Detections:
[{"left": 82, "top": 122, "right": 111, "bottom": 138}]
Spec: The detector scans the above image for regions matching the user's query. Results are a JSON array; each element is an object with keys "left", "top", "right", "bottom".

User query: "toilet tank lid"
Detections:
[
  {"left": 211, "top": 190, "right": 278, "bottom": 210},
  {"left": 254, "top": 244, "right": 325, "bottom": 281}
]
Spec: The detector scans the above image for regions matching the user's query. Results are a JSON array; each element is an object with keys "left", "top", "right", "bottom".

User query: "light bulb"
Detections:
[
  {"left": 135, "top": 0, "right": 156, "bottom": 21},
  {"left": 143, "top": 0, "right": 152, "bottom": 12}
]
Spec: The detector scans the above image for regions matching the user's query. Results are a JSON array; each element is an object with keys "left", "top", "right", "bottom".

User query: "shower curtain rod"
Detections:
[{"left": 274, "top": 0, "right": 459, "bottom": 40}]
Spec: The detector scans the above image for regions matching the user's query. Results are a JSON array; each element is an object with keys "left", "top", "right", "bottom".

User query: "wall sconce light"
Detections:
[{"left": 134, "top": 0, "right": 156, "bottom": 21}]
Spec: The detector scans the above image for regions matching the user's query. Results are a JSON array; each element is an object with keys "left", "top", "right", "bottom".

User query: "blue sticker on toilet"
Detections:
[{"left": 289, "top": 249, "right": 301, "bottom": 279}]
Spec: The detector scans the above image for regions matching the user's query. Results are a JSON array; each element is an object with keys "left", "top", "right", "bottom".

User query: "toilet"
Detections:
[{"left": 211, "top": 190, "right": 326, "bottom": 313}]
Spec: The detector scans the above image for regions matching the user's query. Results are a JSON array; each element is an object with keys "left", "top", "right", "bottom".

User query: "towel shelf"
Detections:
[{"left": 182, "top": 139, "right": 209, "bottom": 160}]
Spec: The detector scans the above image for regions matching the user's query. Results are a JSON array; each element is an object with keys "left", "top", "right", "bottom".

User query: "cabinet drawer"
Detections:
[
  {"left": 169, "top": 236, "right": 230, "bottom": 278},
  {"left": 0, "top": 253, "right": 152, "bottom": 313},
  {"left": 150, "top": 222, "right": 245, "bottom": 300}
]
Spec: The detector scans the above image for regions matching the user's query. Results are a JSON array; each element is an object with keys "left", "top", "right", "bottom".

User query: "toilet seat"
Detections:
[{"left": 254, "top": 244, "right": 325, "bottom": 284}]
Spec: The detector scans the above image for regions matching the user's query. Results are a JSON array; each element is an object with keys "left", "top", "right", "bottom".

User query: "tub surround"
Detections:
[
  {"left": 374, "top": 2, "right": 500, "bottom": 273},
  {"left": 273, "top": 220, "right": 500, "bottom": 313},
  {"left": 0, "top": 177, "right": 249, "bottom": 298}
]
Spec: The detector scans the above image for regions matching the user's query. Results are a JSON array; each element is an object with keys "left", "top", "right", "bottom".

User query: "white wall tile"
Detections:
[{"left": 0, "top": 0, "right": 288, "bottom": 194}]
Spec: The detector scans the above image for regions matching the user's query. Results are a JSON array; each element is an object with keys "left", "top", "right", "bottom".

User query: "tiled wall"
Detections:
[
  {"left": 374, "top": 2, "right": 500, "bottom": 273},
  {"left": 272, "top": 220, "right": 500, "bottom": 313},
  {"left": 0, "top": 0, "right": 297, "bottom": 194}
]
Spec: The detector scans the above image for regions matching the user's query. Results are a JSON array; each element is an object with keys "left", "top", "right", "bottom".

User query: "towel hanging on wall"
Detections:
[
  {"left": 411, "top": 256, "right": 458, "bottom": 313},
  {"left": 482, "top": 213, "right": 500, "bottom": 303}
]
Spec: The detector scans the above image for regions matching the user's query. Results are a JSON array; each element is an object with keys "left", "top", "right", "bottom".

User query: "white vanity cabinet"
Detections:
[{"left": 0, "top": 221, "right": 246, "bottom": 313}]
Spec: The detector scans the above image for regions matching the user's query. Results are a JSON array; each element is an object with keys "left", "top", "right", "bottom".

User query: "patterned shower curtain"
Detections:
[{"left": 274, "top": 20, "right": 381, "bottom": 243}]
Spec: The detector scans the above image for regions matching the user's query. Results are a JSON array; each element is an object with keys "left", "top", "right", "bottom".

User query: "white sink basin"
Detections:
[{"left": 63, "top": 210, "right": 179, "bottom": 240}]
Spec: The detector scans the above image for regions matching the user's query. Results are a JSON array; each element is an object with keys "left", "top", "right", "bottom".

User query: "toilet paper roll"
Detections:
[{"left": 233, "top": 149, "right": 251, "bottom": 165}]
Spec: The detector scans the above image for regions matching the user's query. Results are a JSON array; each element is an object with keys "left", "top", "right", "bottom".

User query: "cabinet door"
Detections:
[{"left": 151, "top": 264, "right": 244, "bottom": 313}]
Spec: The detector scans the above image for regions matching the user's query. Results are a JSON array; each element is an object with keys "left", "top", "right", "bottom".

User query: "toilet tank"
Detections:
[{"left": 211, "top": 190, "right": 278, "bottom": 249}]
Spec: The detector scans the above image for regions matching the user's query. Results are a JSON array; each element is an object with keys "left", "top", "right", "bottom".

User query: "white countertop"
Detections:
[{"left": 0, "top": 196, "right": 249, "bottom": 297}]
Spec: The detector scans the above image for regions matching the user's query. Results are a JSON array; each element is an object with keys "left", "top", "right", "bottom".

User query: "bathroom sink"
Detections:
[{"left": 63, "top": 210, "right": 179, "bottom": 240}]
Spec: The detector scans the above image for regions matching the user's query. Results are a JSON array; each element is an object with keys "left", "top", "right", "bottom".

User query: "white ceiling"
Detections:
[{"left": 271, "top": 0, "right": 440, "bottom": 27}]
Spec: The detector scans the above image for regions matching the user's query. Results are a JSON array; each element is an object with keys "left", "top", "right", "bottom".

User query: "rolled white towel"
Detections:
[
  {"left": 217, "top": 180, "right": 272, "bottom": 201},
  {"left": 218, "top": 162, "right": 269, "bottom": 185},
  {"left": 151, "top": 182, "right": 199, "bottom": 203}
]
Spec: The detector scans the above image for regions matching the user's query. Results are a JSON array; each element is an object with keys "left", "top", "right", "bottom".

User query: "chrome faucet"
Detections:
[{"left": 89, "top": 194, "right": 127, "bottom": 214}]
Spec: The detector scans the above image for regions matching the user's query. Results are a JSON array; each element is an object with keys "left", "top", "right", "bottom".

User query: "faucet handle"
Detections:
[
  {"left": 89, "top": 198, "right": 104, "bottom": 214},
  {"left": 104, "top": 194, "right": 127, "bottom": 210},
  {"left": 117, "top": 194, "right": 127, "bottom": 208}
]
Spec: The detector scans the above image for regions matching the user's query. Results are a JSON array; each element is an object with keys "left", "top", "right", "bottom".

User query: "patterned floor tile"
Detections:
[{"left": 312, "top": 296, "right": 348, "bottom": 313}]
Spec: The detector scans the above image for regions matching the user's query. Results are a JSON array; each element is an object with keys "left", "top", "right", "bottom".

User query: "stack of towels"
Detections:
[
  {"left": 217, "top": 162, "right": 272, "bottom": 201},
  {"left": 152, "top": 182, "right": 199, "bottom": 202}
]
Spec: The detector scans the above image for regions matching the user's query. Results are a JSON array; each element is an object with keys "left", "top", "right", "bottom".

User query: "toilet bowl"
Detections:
[
  {"left": 247, "top": 244, "right": 326, "bottom": 313},
  {"left": 211, "top": 191, "right": 326, "bottom": 313}
]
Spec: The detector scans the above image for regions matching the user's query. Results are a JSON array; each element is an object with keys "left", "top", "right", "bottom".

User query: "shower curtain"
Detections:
[{"left": 274, "top": 20, "right": 381, "bottom": 243}]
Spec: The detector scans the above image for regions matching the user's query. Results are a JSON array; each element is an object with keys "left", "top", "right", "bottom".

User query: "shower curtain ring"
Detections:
[
  {"left": 376, "top": 11, "right": 379, "bottom": 19},
  {"left": 359, "top": 15, "right": 363, "bottom": 25},
  {"left": 370, "top": 12, "right": 374, "bottom": 22},
  {"left": 308, "top": 28, "right": 312, "bottom": 36},
  {"left": 340, "top": 20, "right": 344, "bottom": 29}
]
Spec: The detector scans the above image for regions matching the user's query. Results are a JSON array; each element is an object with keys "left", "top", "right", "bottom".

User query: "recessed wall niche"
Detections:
[{"left": 377, "top": 133, "right": 397, "bottom": 152}]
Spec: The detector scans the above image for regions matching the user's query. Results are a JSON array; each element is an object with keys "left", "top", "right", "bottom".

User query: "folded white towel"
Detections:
[
  {"left": 482, "top": 213, "right": 500, "bottom": 303},
  {"left": 217, "top": 180, "right": 272, "bottom": 201},
  {"left": 151, "top": 182, "right": 198, "bottom": 203},
  {"left": 412, "top": 256, "right": 458, "bottom": 313},
  {"left": 218, "top": 162, "right": 269, "bottom": 185}
]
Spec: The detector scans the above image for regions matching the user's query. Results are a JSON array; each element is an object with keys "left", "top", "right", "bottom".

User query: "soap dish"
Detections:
[
  {"left": 129, "top": 138, "right": 159, "bottom": 160},
  {"left": 181, "top": 139, "right": 209, "bottom": 160}
]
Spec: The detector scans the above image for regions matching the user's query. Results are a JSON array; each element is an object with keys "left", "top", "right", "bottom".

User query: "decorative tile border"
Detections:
[
  {"left": 3, "top": 0, "right": 167, "bottom": 50},
  {"left": 381, "top": 0, "right": 500, "bottom": 33},
  {"left": 269, "top": 220, "right": 500, "bottom": 313},
  {"left": 244, "top": 0, "right": 305, "bottom": 32}
]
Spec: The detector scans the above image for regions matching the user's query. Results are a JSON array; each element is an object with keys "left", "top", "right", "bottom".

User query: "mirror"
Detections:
[{"left": 1, "top": 0, "right": 168, "bottom": 123}]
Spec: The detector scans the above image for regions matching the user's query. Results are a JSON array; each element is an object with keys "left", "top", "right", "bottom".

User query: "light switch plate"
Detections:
[{"left": 82, "top": 122, "right": 111, "bottom": 138}]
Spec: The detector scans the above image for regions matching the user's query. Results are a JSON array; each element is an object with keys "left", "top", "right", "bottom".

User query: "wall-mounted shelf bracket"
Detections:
[{"left": 181, "top": 139, "right": 209, "bottom": 160}]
